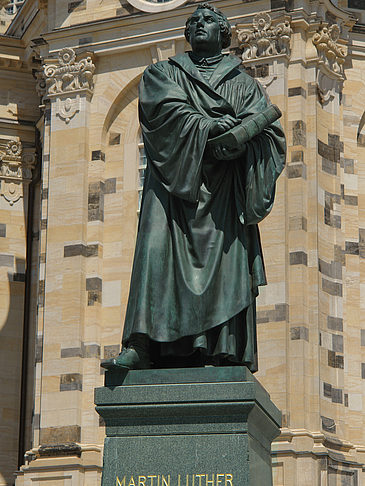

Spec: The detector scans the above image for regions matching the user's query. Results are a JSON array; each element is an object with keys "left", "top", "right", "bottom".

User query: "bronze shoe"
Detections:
[{"left": 101, "top": 347, "right": 151, "bottom": 370}]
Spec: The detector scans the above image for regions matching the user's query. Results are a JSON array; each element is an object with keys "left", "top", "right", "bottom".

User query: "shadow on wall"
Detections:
[{"left": 0, "top": 258, "right": 28, "bottom": 486}]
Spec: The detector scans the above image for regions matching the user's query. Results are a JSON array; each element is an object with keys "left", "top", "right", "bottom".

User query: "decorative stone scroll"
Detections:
[
  {"left": 0, "top": 141, "right": 36, "bottom": 205},
  {"left": 312, "top": 24, "right": 347, "bottom": 76},
  {"left": 236, "top": 13, "right": 292, "bottom": 61},
  {"left": 37, "top": 47, "right": 95, "bottom": 123}
]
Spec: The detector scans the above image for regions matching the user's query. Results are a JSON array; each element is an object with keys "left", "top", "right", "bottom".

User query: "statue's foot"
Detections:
[{"left": 101, "top": 347, "right": 151, "bottom": 370}]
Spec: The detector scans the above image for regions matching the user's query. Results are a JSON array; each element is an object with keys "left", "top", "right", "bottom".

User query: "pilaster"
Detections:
[{"left": 34, "top": 47, "right": 99, "bottom": 451}]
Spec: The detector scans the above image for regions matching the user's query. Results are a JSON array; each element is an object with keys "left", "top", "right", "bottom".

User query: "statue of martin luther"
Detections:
[{"left": 102, "top": 3, "right": 286, "bottom": 372}]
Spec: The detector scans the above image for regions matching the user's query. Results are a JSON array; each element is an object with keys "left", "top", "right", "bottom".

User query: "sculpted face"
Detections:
[{"left": 187, "top": 8, "right": 222, "bottom": 57}]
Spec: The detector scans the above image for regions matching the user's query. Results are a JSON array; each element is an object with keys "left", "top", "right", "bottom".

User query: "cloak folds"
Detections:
[{"left": 122, "top": 53, "right": 286, "bottom": 371}]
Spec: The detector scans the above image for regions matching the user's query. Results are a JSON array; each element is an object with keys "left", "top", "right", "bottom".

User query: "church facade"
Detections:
[{"left": 0, "top": 0, "right": 364, "bottom": 484}]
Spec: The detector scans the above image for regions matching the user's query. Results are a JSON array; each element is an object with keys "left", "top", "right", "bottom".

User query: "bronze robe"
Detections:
[{"left": 122, "top": 53, "right": 286, "bottom": 371}]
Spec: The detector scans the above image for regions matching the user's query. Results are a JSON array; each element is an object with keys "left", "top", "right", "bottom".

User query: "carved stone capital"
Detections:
[
  {"left": 312, "top": 24, "right": 347, "bottom": 78},
  {"left": 236, "top": 13, "right": 292, "bottom": 61},
  {"left": 0, "top": 141, "right": 37, "bottom": 205},
  {"left": 42, "top": 48, "right": 95, "bottom": 98},
  {"left": 36, "top": 47, "right": 95, "bottom": 123}
]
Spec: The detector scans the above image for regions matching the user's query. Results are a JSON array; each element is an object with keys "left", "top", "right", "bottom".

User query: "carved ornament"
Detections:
[
  {"left": 42, "top": 48, "right": 95, "bottom": 96},
  {"left": 236, "top": 13, "right": 292, "bottom": 61},
  {"left": 312, "top": 24, "right": 347, "bottom": 105},
  {"left": 37, "top": 47, "right": 95, "bottom": 122},
  {"left": 0, "top": 141, "right": 36, "bottom": 205},
  {"left": 312, "top": 24, "right": 347, "bottom": 77}
]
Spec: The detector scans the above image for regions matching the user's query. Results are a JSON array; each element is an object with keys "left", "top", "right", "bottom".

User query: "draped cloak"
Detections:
[{"left": 122, "top": 53, "right": 286, "bottom": 371}]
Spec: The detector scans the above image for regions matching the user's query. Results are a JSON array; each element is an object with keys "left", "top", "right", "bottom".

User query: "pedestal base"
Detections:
[{"left": 95, "top": 367, "right": 281, "bottom": 486}]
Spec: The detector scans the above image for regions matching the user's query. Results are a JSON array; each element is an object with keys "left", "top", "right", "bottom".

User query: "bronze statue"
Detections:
[{"left": 102, "top": 3, "right": 286, "bottom": 371}]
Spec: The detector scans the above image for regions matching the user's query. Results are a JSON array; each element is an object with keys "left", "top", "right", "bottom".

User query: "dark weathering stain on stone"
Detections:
[
  {"left": 88, "top": 179, "right": 117, "bottom": 222},
  {"left": 290, "top": 326, "right": 309, "bottom": 341},
  {"left": 292, "top": 121, "right": 306, "bottom": 146},
  {"left": 64, "top": 243, "right": 99, "bottom": 258},
  {"left": 345, "top": 241, "right": 359, "bottom": 255},
  {"left": 321, "top": 416, "right": 336, "bottom": 433},
  {"left": 60, "top": 373, "right": 83, "bottom": 391},
  {"left": 328, "top": 351, "right": 344, "bottom": 369},
  {"left": 40, "top": 426, "right": 81, "bottom": 445},
  {"left": 287, "top": 162, "right": 306, "bottom": 179},
  {"left": 290, "top": 251, "right": 307, "bottom": 265},
  {"left": 324, "top": 209, "right": 341, "bottom": 229},
  {"left": 61, "top": 343, "right": 100, "bottom": 359},
  {"left": 344, "top": 195, "right": 358, "bottom": 206},
  {"left": 88, "top": 182, "right": 104, "bottom": 222},
  {"left": 288, "top": 87, "right": 306, "bottom": 98},
  {"left": 322, "top": 278, "right": 342, "bottom": 297},
  {"left": 318, "top": 259, "right": 342, "bottom": 279},
  {"left": 86, "top": 277, "right": 102, "bottom": 306},
  {"left": 318, "top": 139, "right": 341, "bottom": 175},
  {"left": 256, "top": 303, "right": 288, "bottom": 324},
  {"left": 91, "top": 150, "right": 105, "bottom": 162},
  {"left": 328, "top": 316, "right": 343, "bottom": 332}
]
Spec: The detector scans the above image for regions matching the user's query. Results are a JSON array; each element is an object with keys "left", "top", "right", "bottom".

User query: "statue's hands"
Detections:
[
  {"left": 209, "top": 115, "right": 240, "bottom": 138},
  {"left": 212, "top": 144, "right": 245, "bottom": 161}
]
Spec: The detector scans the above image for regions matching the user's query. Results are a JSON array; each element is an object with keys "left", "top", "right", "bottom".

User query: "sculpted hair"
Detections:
[{"left": 185, "top": 3, "right": 232, "bottom": 50}]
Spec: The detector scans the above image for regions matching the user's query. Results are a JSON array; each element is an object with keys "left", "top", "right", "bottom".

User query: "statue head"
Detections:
[{"left": 185, "top": 3, "right": 232, "bottom": 57}]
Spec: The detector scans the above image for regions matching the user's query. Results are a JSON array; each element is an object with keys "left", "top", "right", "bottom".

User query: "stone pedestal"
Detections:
[{"left": 95, "top": 367, "right": 281, "bottom": 486}]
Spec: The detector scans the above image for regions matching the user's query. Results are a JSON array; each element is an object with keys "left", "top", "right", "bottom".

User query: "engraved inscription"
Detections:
[{"left": 116, "top": 474, "right": 234, "bottom": 486}]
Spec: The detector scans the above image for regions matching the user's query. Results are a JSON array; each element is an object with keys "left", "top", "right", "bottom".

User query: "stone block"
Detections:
[
  {"left": 292, "top": 120, "right": 306, "bottom": 146},
  {"left": 290, "top": 251, "right": 307, "bottom": 265},
  {"left": 290, "top": 326, "right": 309, "bottom": 341},
  {"left": 327, "top": 316, "right": 343, "bottom": 331},
  {"left": 288, "top": 87, "right": 306, "bottom": 98},
  {"left": 39, "top": 425, "right": 81, "bottom": 445},
  {"left": 86, "top": 277, "right": 102, "bottom": 291},
  {"left": 91, "top": 150, "right": 106, "bottom": 162},
  {"left": 0, "top": 254, "right": 14, "bottom": 267},
  {"left": 322, "top": 278, "right": 342, "bottom": 297},
  {"left": 104, "top": 178, "right": 117, "bottom": 194},
  {"left": 109, "top": 133, "right": 121, "bottom": 145},
  {"left": 332, "top": 334, "right": 343, "bottom": 353},
  {"left": 321, "top": 416, "right": 336, "bottom": 433},
  {"left": 345, "top": 241, "right": 359, "bottom": 255}
]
